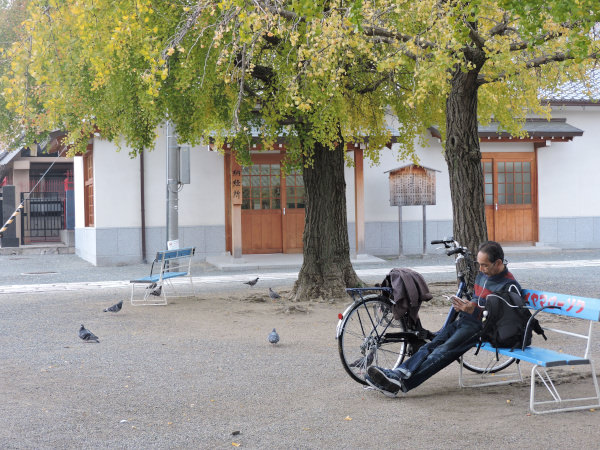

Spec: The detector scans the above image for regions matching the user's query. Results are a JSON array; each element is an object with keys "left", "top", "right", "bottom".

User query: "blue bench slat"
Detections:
[
  {"left": 161, "top": 272, "right": 188, "bottom": 279},
  {"left": 478, "top": 342, "right": 589, "bottom": 367},
  {"left": 130, "top": 272, "right": 188, "bottom": 283},
  {"left": 155, "top": 247, "right": 195, "bottom": 261},
  {"left": 523, "top": 289, "right": 600, "bottom": 321}
]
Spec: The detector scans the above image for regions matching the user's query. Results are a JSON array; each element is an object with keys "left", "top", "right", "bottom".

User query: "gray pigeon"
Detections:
[
  {"left": 79, "top": 324, "right": 99, "bottom": 343},
  {"left": 268, "top": 328, "right": 280, "bottom": 344},
  {"left": 268, "top": 287, "right": 281, "bottom": 299},
  {"left": 244, "top": 277, "right": 259, "bottom": 287},
  {"left": 148, "top": 284, "right": 162, "bottom": 296},
  {"left": 103, "top": 300, "right": 123, "bottom": 313}
]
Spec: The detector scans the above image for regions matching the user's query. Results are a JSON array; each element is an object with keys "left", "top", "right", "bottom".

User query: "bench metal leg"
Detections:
[
  {"left": 530, "top": 363, "right": 600, "bottom": 414},
  {"left": 130, "top": 282, "right": 168, "bottom": 306},
  {"left": 459, "top": 356, "right": 523, "bottom": 388},
  {"left": 163, "top": 275, "right": 196, "bottom": 299}
]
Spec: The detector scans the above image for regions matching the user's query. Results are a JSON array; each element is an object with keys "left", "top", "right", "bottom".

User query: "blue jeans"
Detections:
[{"left": 398, "top": 318, "right": 482, "bottom": 392}]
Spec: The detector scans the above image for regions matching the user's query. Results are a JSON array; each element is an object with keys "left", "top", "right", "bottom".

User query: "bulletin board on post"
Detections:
[{"left": 385, "top": 164, "right": 440, "bottom": 255}]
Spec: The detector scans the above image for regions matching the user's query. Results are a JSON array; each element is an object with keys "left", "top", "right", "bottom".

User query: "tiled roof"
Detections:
[
  {"left": 0, "top": 149, "right": 20, "bottom": 166},
  {"left": 477, "top": 119, "right": 583, "bottom": 138},
  {"left": 541, "top": 71, "right": 600, "bottom": 104},
  {"left": 428, "top": 118, "right": 583, "bottom": 141},
  {"left": 384, "top": 164, "right": 441, "bottom": 173}
]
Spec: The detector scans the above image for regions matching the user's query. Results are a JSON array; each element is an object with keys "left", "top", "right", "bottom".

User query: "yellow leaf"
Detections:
[
  {"left": 232, "top": 443, "right": 240, "bottom": 447},
  {"left": 344, "top": 416, "right": 352, "bottom": 421}
]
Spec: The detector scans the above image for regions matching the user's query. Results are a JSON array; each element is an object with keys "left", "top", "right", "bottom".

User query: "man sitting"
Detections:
[{"left": 365, "top": 241, "right": 521, "bottom": 397}]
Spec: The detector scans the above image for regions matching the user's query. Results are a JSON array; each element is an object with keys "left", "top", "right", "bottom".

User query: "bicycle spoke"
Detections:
[{"left": 338, "top": 297, "right": 409, "bottom": 385}]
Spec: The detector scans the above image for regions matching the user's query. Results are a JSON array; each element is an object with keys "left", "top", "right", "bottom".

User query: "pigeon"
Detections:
[
  {"left": 79, "top": 324, "right": 99, "bottom": 343},
  {"left": 268, "top": 328, "right": 280, "bottom": 344},
  {"left": 244, "top": 277, "right": 259, "bottom": 287},
  {"left": 103, "top": 300, "right": 123, "bottom": 313},
  {"left": 268, "top": 287, "right": 281, "bottom": 299},
  {"left": 148, "top": 284, "right": 162, "bottom": 296}
]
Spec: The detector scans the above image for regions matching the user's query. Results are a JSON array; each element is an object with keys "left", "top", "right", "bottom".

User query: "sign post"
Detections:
[{"left": 231, "top": 161, "right": 243, "bottom": 258}]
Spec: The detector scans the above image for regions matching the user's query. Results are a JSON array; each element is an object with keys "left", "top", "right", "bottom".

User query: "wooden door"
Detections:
[
  {"left": 482, "top": 153, "right": 537, "bottom": 243},
  {"left": 282, "top": 169, "right": 305, "bottom": 253},
  {"left": 238, "top": 155, "right": 305, "bottom": 254},
  {"left": 241, "top": 162, "right": 283, "bottom": 253}
]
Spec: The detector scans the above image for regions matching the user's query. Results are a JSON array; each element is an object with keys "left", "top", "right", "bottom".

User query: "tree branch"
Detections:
[
  {"left": 476, "top": 50, "right": 600, "bottom": 85},
  {"left": 508, "top": 21, "right": 583, "bottom": 52},
  {"left": 254, "top": 0, "right": 305, "bottom": 23},
  {"left": 363, "top": 25, "right": 436, "bottom": 50}
]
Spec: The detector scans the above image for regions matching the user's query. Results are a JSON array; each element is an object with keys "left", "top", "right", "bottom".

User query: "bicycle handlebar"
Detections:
[
  {"left": 430, "top": 237, "right": 454, "bottom": 245},
  {"left": 446, "top": 247, "right": 465, "bottom": 256}
]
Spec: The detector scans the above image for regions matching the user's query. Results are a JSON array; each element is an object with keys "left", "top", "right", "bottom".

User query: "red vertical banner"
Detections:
[{"left": 231, "top": 161, "right": 243, "bottom": 206}]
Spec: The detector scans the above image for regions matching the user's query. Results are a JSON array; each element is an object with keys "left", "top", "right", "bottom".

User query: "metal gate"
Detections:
[{"left": 20, "top": 192, "right": 64, "bottom": 244}]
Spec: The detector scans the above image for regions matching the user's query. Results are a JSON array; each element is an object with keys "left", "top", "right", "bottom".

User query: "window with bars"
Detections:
[
  {"left": 483, "top": 160, "right": 532, "bottom": 206},
  {"left": 483, "top": 161, "right": 493, "bottom": 206},
  {"left": 285, "top": 169, "right": 305, "bottom": 209},
  {"left": 497, "top": 161, "right": 531, "bottom": 205},
  {"left": 241, "top": 164, "right": 281, "bottom": 210}
]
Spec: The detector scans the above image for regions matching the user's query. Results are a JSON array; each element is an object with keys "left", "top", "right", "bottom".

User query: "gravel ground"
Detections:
[{"left": 1, "top": 250, "right": 600, "bottom": 448}]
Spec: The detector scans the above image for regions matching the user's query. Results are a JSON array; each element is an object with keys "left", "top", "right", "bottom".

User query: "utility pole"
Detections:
[
  {"left": 166, "top": 121, "right": 179, "bottom": 250},
  {"left": 165, "top": 121, "right": 191, "bottom": 251}
]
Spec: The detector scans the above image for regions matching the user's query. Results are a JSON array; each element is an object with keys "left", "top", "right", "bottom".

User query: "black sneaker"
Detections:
[
  {"left": 367, "top": 366, "right": 407, "bottom": 392},
  {"left": 364, "top": 373, "right": 401, "bottom": 398}
]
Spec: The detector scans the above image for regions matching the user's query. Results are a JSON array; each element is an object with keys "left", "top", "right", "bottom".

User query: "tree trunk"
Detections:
[
  {"left": 290, "top": 141, "right": 362, "bottom": 302},
  {"left": 444, "top": 68, "right": 488, "bottom": 256}
]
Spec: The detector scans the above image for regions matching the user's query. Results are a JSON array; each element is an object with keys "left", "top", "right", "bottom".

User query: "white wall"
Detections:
[
  {"left": 480, "top": 141, "right": 534, "bottom": 153},
  {"left": 537, "top": 106, "right": 600, "bottom": 218},
  {"left": 178, "top": 145, "right": 225, "bottom": 226},
  {"left": 92, "top": 126, "right": 225, "bottom": 229},
  {"left": 73, "top": 156, "right": 85, "bottom": 229},
  {"left": 345, "top": 136, "right": 452, "bottom": 223},
  {"left": 94, "top": 138, "right": 141, "bottom": 228}
]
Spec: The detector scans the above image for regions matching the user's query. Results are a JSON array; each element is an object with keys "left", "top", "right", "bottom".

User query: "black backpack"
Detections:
[{"left": 476, "top": 285, "right": 547, "bottom": 356}]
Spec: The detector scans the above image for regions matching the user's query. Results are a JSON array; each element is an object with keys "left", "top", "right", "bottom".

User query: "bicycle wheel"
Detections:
[
  {"left": 338, "top": 296, "right": 409, "bottom": 385},
  {"left": 460, "top": 346, "right": 515, "bottom": 373}
]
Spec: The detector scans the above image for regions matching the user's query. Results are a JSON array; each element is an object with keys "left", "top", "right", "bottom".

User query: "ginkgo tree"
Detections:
[
  {"left": 0, "top": 0, "right": 28, "bottom": 183},
  {"left": 1, "top": 0, "right": 412, "bottom": 301},
  {"left": 356, "top": 0, "right": 600, "bottom": 255},
  {"left": 2, "top": 0, "right": 599, "bottom": 299}
]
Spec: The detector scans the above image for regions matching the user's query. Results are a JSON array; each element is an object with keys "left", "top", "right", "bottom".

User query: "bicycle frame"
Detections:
[{"left": 338, "top": 287, "right": 428, "bottom": 346}]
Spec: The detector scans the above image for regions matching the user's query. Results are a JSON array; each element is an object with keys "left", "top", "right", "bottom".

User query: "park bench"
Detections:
[
  {"left": 130, "top": 247, "right": 196, "bottom": 306},
  {"left": 459, "top": 288, "right": 600, "bottom": 414}
]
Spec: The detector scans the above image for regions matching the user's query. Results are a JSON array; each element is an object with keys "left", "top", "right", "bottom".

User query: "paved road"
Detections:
[{"left": 1, "top": 250, "right": 600, "bottom": 297}]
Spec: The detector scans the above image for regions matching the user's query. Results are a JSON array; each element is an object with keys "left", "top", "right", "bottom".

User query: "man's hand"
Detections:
[{"left": 451, "top": 295, "right": 476, "bottom": 314}]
